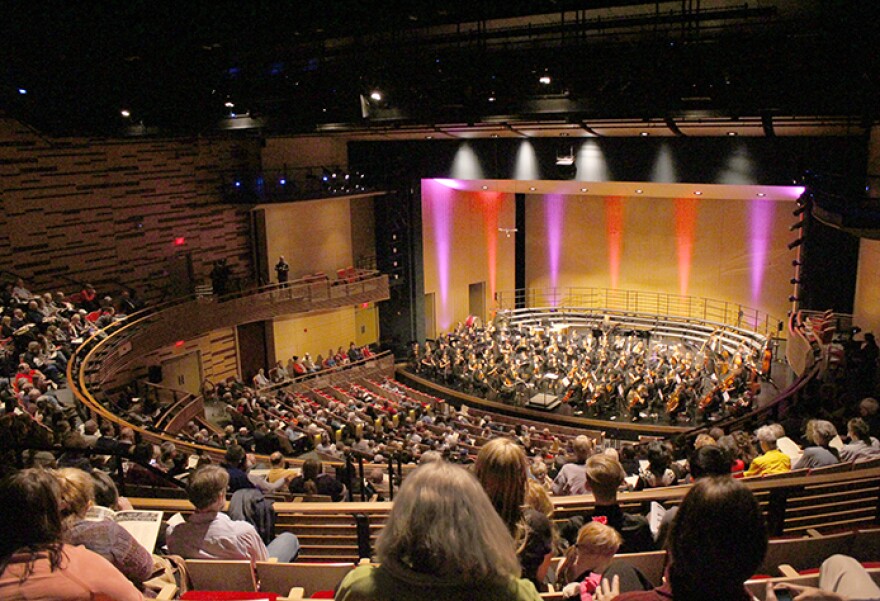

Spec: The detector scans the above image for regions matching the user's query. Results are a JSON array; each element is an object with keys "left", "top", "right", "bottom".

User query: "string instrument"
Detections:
[
  {"left": 699, "top": 386, "right": 717, "bottom": 410},
  {"left": 627, "top": 387, "right": 645, "bottom": 410},
  {"left": 562, "top": 387, "right": 575, "bottom": 403},
  {"left": 666, "top": 385, "right": 684, "bottom": 414}
]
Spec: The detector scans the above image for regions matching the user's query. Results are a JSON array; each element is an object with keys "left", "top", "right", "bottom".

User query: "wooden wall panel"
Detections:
[
  {"left": 130, "top": 327, "right": 239, "bottom": 389},
  {"left": 0, "top": 117, "right": 259, "bottom": 300}
]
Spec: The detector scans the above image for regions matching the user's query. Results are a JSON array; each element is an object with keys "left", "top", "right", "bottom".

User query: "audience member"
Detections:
[
  {"left": 335, "top": 460, "right": 542, "bottom": 601},
  {"left": 553, "top": 435, "right": 594, "bottom": 496},
  {"left": 55, "top": 467, "right": 154, "bottom": 583},
  {"left": 557, "top": 521, "right": 623, "bottom": 600},
  {"left": 635, "top": 442, "right": 677, "bottom": 490},
  {"left": 288, "top": 458, "right": 346, "bottom": 501},
  {"left": 166, "top": 465, "right": 300, "bottom": 562},
  {"left": 840, "top": 417, "right": 880, "bottom": 462},
  {"left": 743, "top": 425, "right": 791, "bottom": 477},
  {"left": 793, "top": 419, "right": 840, "bottom": 470}
]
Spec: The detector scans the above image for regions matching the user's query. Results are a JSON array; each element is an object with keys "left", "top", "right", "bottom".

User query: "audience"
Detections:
[
  {"left": 793, "top": 419, "right": 840, "bottom": 470},
  {"left": 335, "top": 460, "right": 542, "bottom": 600},
  {"left": 558, "top": 521, "right": 623, "bottom": 600},
  {"left": 840, "top": 417, "right": 880, "bottom": 462},
  {"left": 553, "top": 435, "right": 594, "bottom": 496},
  {"left": 288, "top": 458, "right": 346, "bottom": 501}
]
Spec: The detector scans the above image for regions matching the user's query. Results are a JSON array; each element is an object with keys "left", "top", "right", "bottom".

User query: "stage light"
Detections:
[
  {"left": 370, "top": 90, "right": 382, "bottom": 101},
  {"left": 120, "top": 109, "right": 131, "bottom": 118},
  {"left": 790, "top": 221, "right": 804, "bottom": 231},
  {"left": 788, "top": 238, "right": 804, "bottom": 250}
]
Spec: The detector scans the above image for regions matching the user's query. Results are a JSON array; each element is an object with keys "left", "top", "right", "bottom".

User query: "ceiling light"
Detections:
[
  {"left": 481, "top": 185, "right": 488, "bottom": 190},
  {"left": 425, "top": 135, "right": 433, "bottom": 139},
  {"left": 580, "top": 188, "right": 588, "bottom": 192},
  {"left": 224, "top": 101, "right": 234, "bottom": 108},
  {"left": 120, "top": 109, "right": 131, "bottom": 118},
  {"left": 18, "top": 88, "right": 27, "bottom": 95},
  {"left": 370, "top": 91, "right": 382, "bottom": 101},
  {"left": 529, "top": 187, "right": 536, "bottom": 191},
  {"left": 694, "top": 191, "right": 703, "bottom": 196},
  {"left": 635, "top": 189, "right": 643, "bottom": 194},
  {"left": 727, "top": 131, "right": 737, "bottom": 136},
  {"left": 488, "top": 96, "right": 496, "bottom": 102},
  {"left": 539, "top": 75, "right": 552, "bottom": 85},
  {"left": 756, "top": 192, "right": 766, "bottom": 197},
  {"left": 491, "top": 134, "right": 499, "bottom": 138},
  {"left": 640, "top": 132, "right": 649, "bottom": 137}
]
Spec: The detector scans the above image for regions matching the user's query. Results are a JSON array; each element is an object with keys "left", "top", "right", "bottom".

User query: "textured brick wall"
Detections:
[{"left": 0, "top": 116, "right": 260, "bottom": 300}]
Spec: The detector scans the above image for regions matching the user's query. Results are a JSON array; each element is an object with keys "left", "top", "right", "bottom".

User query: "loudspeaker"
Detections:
[{"left": 148, "top": 365, "right": 163, "bottom": 384}]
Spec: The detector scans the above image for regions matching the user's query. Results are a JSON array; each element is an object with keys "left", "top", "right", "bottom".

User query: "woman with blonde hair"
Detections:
[
  {"left": 476, "top": 438, "right": 556, "bottom": 592},
  {"left": 335, "top": 460, "right": 541, "bottom": 600},
  {"left": 55, "top": 467, "right": 154, "bottom": 585}
]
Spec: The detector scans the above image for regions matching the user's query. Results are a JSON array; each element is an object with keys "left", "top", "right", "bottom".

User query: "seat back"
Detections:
[
  {"left": 851, "top": 528, "right": 880, "bottom": 562},
  {"left": 256, "top": 561, "right": 355, "bottom": 597},
  {"left": 757, "top": 531, "right": 855, "bottom": 575},
  {"left": 808, "top": 462, "right": 853, "bottom": 476},
  {"left": 611, "top": 550, "right": 668, "bottom": 588},
  {"left": 184, "top": 559, "right": 257, "bottom": 592}
]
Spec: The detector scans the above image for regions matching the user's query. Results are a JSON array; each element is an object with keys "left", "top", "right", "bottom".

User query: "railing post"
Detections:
[
  {"left": 387, "top": 458, "right": 395, "bottom": 501},
  {"left": 358, "top": 456, "right": 366, "bottom": 502},
  {"left": 354, "top": 513, "right": 372, "bottom": 560}
]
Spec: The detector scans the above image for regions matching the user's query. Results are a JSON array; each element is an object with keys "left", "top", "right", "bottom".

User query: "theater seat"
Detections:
[
  {"left": 184, "top": 559, "right": 257, "bottom": 592},
  {"left": 255, "top": 561, "right": 356, "bottom": 597}
]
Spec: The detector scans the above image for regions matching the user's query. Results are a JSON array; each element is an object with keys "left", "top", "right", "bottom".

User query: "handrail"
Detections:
[{"left": 495, "top": 288, "right": 783, "bottom": 339}]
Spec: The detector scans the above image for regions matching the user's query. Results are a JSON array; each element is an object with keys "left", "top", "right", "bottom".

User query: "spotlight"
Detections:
[
  {"left": 790, "top": 221, "right": 804, "bottom": 231},
  {"left": 120, "top": 109, "right": 131, "bottom": 118},
  {"left": 539, "top": 75, "right": 552, "bottom": 85},
  {"left": 787, "top": 238, "right": 804, "bottom": 250},
  {"left": 370, "top": 90, "right": 383, "bottom": 101}
]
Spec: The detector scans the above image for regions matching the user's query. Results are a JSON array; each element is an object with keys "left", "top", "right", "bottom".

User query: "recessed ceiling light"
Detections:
[
  {"left": 640, "top": 132, "right": 649, "bottom": 137},
  {"left": 580, "top": 188, "right": 588, "bottom": 192},
  {"left": 757, "top": 192, "right": 766, "bottom": 197},
  {"left": 694, "top": 191, "right": 703, "bottom": 196},
  {"left": 529, "top": 187, "right": 536, "bottom": 191},
  {"left": 727, "top": 131, "right": 737, "bottom": 136},
  {"left": 481, "top": 185, "right": 488, "bottom": 190},
  {"left": 120, "top": 109, "right": 131, "bottom": 118},
  {"left": 425, "top": 135, "right": 433, "bottom": 139},
  {"left": 224, "top": 101, "right": 234, "bottom": 108},
  {"left": 635, "top": 189, "right": 643, "bottom": 194},
  {"left": 539, "top": 75, "right": 552, "bottom": 85},
  {"left": 370, "top": 91, "right": 382, "bottom": 101}
]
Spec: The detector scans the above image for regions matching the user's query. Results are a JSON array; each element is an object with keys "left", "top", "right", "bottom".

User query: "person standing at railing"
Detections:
[{"left": 274, "top": 256, "right": 289, "bottom": 288}]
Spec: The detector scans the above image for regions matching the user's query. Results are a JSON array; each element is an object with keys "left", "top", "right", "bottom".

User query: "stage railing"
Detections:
[{"left": 495, "top": 288, "right": 782, "bottom": 339}]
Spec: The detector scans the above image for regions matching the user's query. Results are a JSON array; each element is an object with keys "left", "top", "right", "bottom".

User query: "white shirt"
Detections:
[{"left": 166, "top": 511, "right": 268, "bottom": 562}]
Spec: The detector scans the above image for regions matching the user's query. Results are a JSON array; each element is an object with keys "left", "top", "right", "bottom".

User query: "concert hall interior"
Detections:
[{"left": 4, "top": 4, "right": 880, "bottom": 597}]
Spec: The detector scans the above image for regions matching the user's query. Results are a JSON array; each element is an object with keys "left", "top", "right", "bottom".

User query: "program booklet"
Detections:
[{"left": 85, "top": 506, "right": 164, "bottom": 552}]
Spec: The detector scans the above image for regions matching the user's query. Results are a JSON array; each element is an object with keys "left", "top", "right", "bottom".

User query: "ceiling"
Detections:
[{"left": 2, "top": 1, "right": 877, "bottom": 138}]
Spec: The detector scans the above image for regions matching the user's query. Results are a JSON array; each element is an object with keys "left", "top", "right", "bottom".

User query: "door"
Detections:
[
  {"left": 424, "top": 293, "right": 436, "bottom": 340},
  {"left": 469, "top": 282, "right": 486, "bottom": 324},
  {"left": 161, "top": 350, "right": 202, "bottom": 395},
  {"left": 167, "top": 252, "right": 194, "bottom": 298}
]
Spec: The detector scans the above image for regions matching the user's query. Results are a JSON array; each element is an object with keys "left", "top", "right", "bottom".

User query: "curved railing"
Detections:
[
  {"left": 495, "top": 288, "right": 782, "bottom": 340},
  {"left": 68, "top": 272, "right": 390, "bottom": 461}
]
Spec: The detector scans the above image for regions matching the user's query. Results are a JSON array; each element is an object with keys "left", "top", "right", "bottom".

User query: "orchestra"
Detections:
[{"left": 411, "top": 318, "right": 761, "bottom": 424}]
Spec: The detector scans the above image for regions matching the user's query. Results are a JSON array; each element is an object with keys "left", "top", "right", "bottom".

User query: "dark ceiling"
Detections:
[{"left": 2, "top": 1, "right": 877, "bottom": 137}]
